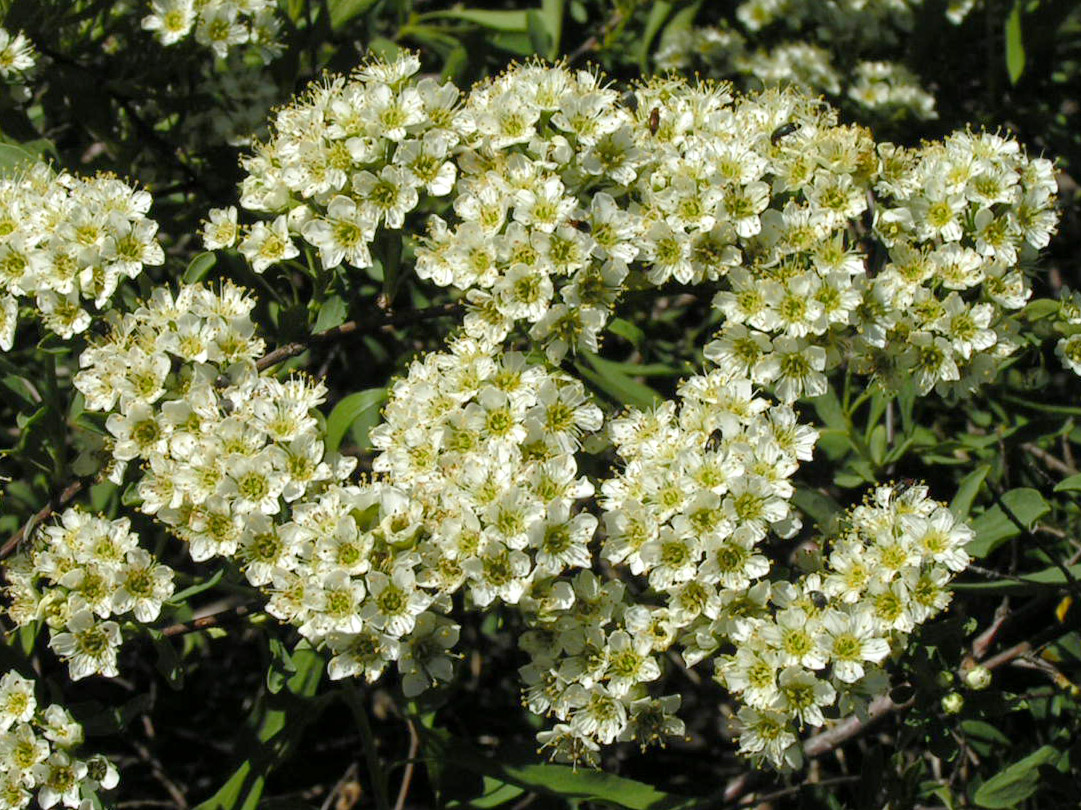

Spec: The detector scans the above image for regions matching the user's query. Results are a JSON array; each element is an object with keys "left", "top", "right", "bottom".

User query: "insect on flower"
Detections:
[
  {"left": 649, "top": 107, "right": 660, "bottom": 136},
  {"left": 770, "top": 122, "right": 798, "bottom": 145}
]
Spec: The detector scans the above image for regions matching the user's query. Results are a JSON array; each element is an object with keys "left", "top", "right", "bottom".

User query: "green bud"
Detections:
[{"left": 941, "top": 692, "right": 964, "bottom": 715}]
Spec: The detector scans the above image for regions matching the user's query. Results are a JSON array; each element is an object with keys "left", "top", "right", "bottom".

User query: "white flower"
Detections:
[
  {"left": 202, "top": 206, "right": 240, "bottom": 250},
  {"left": 49, "top": 611, "right": 122, "bottom": 680},
  {"left": 238, "top": 216, "right": 299, "bottom": 273},
  {"left": 0, "top": 672, "right": 35, "bottom": 731}
]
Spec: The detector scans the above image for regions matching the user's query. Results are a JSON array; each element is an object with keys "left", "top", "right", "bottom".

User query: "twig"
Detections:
[
  {"left": 990, "top": 487, "right": 1081, "bottom": 600},
  {"left": 567, "top": 10, "right": 625, "bottom": 65},
  {"left": 320, "top": 762, "right": 359, "bottom": 810},
  {"left": 131, "top": 739, "right": 189, "bottom": 809},
  {"left": 1021, "top": 442, "right": 1079, "bottom": 477},
  {"left": 802, "top": 693, "right": 907, "bottom": 759},
  {"left": 0, "top": 480, "right": 85, "bottom": 561},
  {"left": 158, "top": 604, "right": 254, "bottom": 637},
  {"left": 970, "top": 598, "right": 1011, "bottom": 660},
  {"left": 981, "top": 640, "right": 1033, "bottom": 671},
  {"left": 394, "top": 718, "right": 420, "bottom": 810},
  {"left": 255, "top": 303, "right": 462, "bottom": 372},
  {"left": 740, "top": 775, "right": 861, "bottom": 806}
]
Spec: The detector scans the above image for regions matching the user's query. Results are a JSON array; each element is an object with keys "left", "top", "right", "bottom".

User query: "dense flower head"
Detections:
[
  {"left": 3, "top": 511, "right": 175, "bottom": 681},
  {"left": 30, "top": 55, "right": 1036, "bottom": 775},
  {"left": 713, "top": 481, "right": 971, "bottom": 767},
  {"left": 0, "top": 672, "right": 117, "bottom": 810},
  {"left": 142, "top": 0, "right": 282, "bottom": 61},
  {"left": 226, "top": 55, "right": 1056, "bottom": 399},
  {"left": 0, "top": 163, "right": 164, "bottom": 350}
]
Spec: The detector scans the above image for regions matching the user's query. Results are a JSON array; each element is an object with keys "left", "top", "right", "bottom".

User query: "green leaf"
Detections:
[
  {"left": 327, "top": 0, "right": 379, "bottom": 30},
  {"left": 1005, "top": 1, "right": 1025, "bottom": 85},
  {"left": 793, "top": 485, "right": 842, "bottom": 531},
  {"left": 811, "top": 387, "right": 848, "bottom": 432},
  {"left": 446, "top": 777, "right": 524, "bottom": 809},
  {"left": 194, "top": 648, "right": 325, "bottom": 810},
  {"left": 952, "top": 562, "right": 1081, "bottom": 593},
  {"left": 422, "top": 9, "right": 529, "bottom": 32},
  {"left": 655, "top": 1, "right": 703, "bottom": 66},
  {"left": 167, "top": 569, "right": 225, "bottom": 606},
  {"left": 967, "top": 488, "right": 1050, "bottom": 558},
  {"left": 638, "top": 1, "right": 674, "bottom": 69},
  {"left": 313, "top": 294, "right": 348, "bottom": 333},
  {"left": 1020, "top": 297, "right": 1059, "bottom": 321},
  {"left": 149, "top": 631, "right": 184, "bottom": 690},
  {"left": 973, "top": 745, "right": 1061, "bottom": 808},
  {"left": 0, "top": 139, "right": 53, "bottom": 175},
  {"left": 184, "top": 252, "right": 218, "bottom": 284},
  {"left": 422, "top": 730, "right": 687, "bottom": 810},
  {"left": 607, "top": 318, "right": 644, "bottom": 348},
  {"left": 1053, "top": 474, "right": 1081, "bottom": 492},
  {"left": 950, "top": 465, "right": 990, "bottom": 518},
  {"left": 325, "top": 389, "right": 387, "bottom": 453},
  {"left": 962, "top": 720, "right": 1011, "bottom": 758},
  {"left": 526, "top": 0, "right": 564, "bottom": 59},
  {"left": 577, "top": 354, "right": 661, "bottom": 410}
]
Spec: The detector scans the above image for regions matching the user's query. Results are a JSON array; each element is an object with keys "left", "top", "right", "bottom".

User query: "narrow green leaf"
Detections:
[
  {"left": 167, "top": 569, "right": 225, "bottom": 606},
  {"left": 950, "top": 465, "right": 990, "bottom": 518},
  {"left": 184, "top": 252, "right": 217, "bottom": 284},
  {"left": 952, "top": 562, "right": 1081, "bottom": 593},
  {"left": 149, "top": 631, "right": 185, "bottom": 690},
  {"left": 811, "top": 388, "right": 848, "bottom": 432},
  {"left": 325, "top": 389, "right": 387, "bottom": 453},
  {"left": 607, "top": 317, "right": 644, "bottom": 348},
  {"left": 1020, "top": 297, "right": 1059, "bottom": 321},
  {"left": 327, "top": 0, "right": 380, "bottom": 30},
  {"left": 973, "top": 745, "right": 1061, "bottom": 808},
  {"left": 526, "top": 10, "right": 553, "bottom": 58},
  {"left": 638, "top": 1, "right": 674, "bottom": 69},
  {"left": 1005, "top": 1, "right": 1025, "bottom": 85},
  {"left": 422, "top": 729, "right": 687, "bottom": 810},
  {"left": 577, "top": 354, "right": 661, "bottom": 410},
  {"left": 541, "top": 0, "right": 565, "bottom": 56},
  {"left": 422, "top": 9, "right": 529, "bottom": 32}
]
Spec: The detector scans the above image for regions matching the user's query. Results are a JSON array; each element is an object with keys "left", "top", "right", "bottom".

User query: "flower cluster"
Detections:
[
  {"left": 226, "top": 55, "right": 1056, "bottom": 399},
  {"left": 70, "top": 282, "right": 608, "bottom": 696},
  {"left": 0, "top": 28, "right": 36, "bottom": 87},
  {"left": 847, "top": 61, "right": 937, "bottom": 121},
  {"left": 0, "top": 162, "right": 164, "bottom": 350},
  {"left": 1055, "top": 288, "right": 1081, "bottom": 375},
  {"left": 3, "top": 511, "right": 175, "bottom": 680},
  {"left": 224, "top": 52, "right": 463, "bottom": 272},
  {"left": 719, "top": 482, "right": 972, "bottom": 767},
  {"left": 0, "top": 672, "right": 117, "bottom": 810},
  {"left": 142, "top": 0, "right": 282, "bottom": 61},
  {"left": 698, "top": 123, "right": 1056, "bottom": 399},
  {"left": 655, "top": 24, "right": 937, "bottom": 122}
]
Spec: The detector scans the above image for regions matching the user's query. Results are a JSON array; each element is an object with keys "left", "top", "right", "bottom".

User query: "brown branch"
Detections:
[
  {"left": 158, "top": 604, "right": 254, "bottom": 637},
  {"left": 255, "top": 303, "right": 463, "bottom": 372},
  {"left": 1021, "top": 442, "right": 1079, "bottom": 477},
  {"left": 0, "top": 480, "right": 85, "bottom": 561},
  {"left": 393, "top": 718, "right": 420, "bottom": 810},
  {"left": 802, "top": 693, "right": 908, "bottom": 759},
  {"left": 567, "top": 10, "right": 625, "bottom": 65}
]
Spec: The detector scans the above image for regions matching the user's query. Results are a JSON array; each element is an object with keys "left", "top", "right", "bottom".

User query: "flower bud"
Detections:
[
  {"left": 964, "top": 665, "right": 992, "bottom": 691},
  {"left": 941, "top": 692, "right": 964, "bottom": 714}
]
